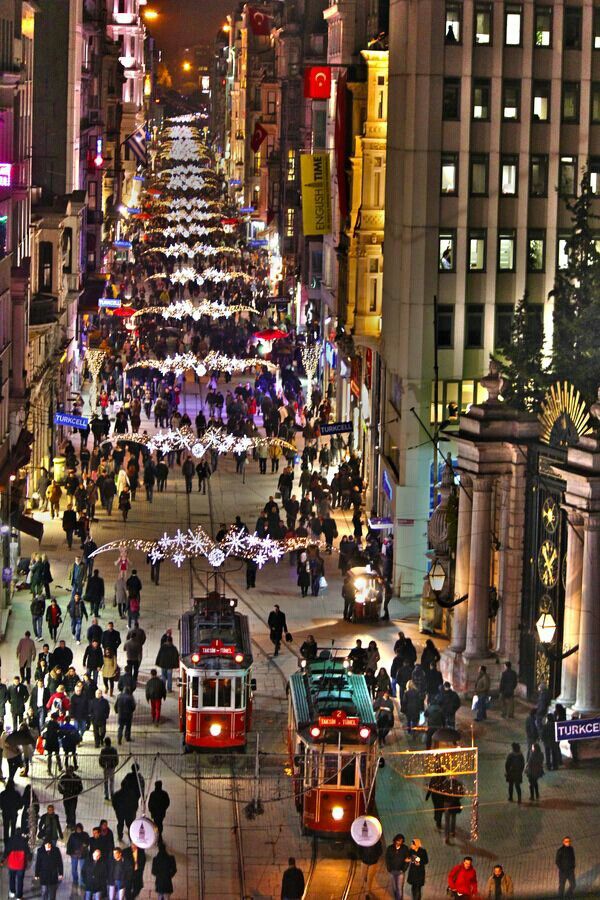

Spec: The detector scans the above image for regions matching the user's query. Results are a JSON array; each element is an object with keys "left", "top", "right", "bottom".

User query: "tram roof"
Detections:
[
  {"left": 289, "top": 660, "right": 377, "bottom": 728},
  {"left": 180, "top": 598, "right": 252, "bottom": 661}
]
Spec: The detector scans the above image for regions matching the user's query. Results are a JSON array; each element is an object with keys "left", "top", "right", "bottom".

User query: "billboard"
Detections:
[{"left": 300, "top": 152, "right": 332, "bottom": 236}]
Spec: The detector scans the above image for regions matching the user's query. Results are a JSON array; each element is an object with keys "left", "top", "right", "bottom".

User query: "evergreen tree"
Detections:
[
  {"left": 497, "top": 292, "right": 546, "bottom": 412},
  {"left": 551, "top": 170, "right": 600, "bottom": 405}
]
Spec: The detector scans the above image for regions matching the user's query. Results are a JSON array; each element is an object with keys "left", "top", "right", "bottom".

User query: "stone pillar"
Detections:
[
  {"left": 558, "top": 512, "right": 584, "bottom": 706},
  {"left": 449, "top": 474, "right": 472, "bottom": 653},
  {"left": 574, "top": 514, "right": 600, "bottom": 714},
  {"left": 464, "top": 477, "right": 493, "bottom": 659},
  {"left": 495, "top": 477, "right": 511, "bottom": 656}
]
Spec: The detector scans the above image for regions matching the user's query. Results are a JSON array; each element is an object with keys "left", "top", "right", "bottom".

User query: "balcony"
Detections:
[{"left": 29, "top": 293, "right": 58, "bottom": 326}]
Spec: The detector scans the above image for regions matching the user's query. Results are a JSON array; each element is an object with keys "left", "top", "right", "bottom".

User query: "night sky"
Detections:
[{"left": 149, "top": 0, "right": 232, "bottom": 69}]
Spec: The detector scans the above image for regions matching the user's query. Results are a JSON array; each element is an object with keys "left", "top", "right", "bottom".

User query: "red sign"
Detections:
[
  {"left": 364, "top": 348, "right": 373, "bottom": 390},
  {"left": 304, "top": 66, "right": 331, "bottom": 100},
  {"left": 318, "top": 710, "right": 360, "bottom": 728},
  {"left": 350, "top": 356, "right": 361, "bottom": 399},
  {"left": 199, "top": 640, "right": 235, "bottom": 657},
  {"left": 247, "top": 6, "right": 272, "bottom": 36}
]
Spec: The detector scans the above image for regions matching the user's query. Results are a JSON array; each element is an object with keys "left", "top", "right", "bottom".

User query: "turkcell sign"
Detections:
[
  {"left": 321, "top": 421, "right": 353, "bottom": 436},
  {"left": 98, "top": 298, "right": 122, "bottom": 309},
  {"left": 555, "top": 716, "right": 600, "bottom": 742},
  {"left": 54, "top": 412, "right": 89, "bottom": 430}
]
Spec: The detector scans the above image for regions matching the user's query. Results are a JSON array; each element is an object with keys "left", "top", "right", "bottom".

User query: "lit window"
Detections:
[
  {"left": 564, "top": 7, "right": 581, "bottom": 50},
  {"left": 439, "top": 231, "right": 456, "bottom": 271},
  {"left": 534, "top": 7, "right": 552, "bottom": 46},
  {"left": 530, "top": 155, "right": 548, "bottom": 197},
  {"left": 559, "top": 156, "right": 577, "bottom": 197},
  {"left": 287, "top": 149, "right": 296, "bottom": 182},
  {"left": 557, "top": 234, "right": 570, "bottom": 270},
  {"left": 562, "top": 82, "right": 579, "bottom": 122},
  {"left": 532, "top": 81, "right": 550, "bottom": 121},
  {"left": 498, "top": 232, "right": 515, "bottom": 271},
  {"left": 470, "top": 155, "right": 488, "bottom": 195},
  {"left": 501, "top": 157, "right": 518, "bottom": 195},
  {"left": 528, "top": 231, "right": 545, "bottom": 272},
  {"left": 445, "top": 3, "right": 461, "bottom": 44},
  {"left": 502, "top": 81, "right": 520, "bottom": 119},
  {"left": 468, "top": 230, "right": 486, "bottom": 270},
  {"left": 472, "top": 79, "right": 490, "bottom": 119},
  {"left": 589, "top": 160, "right": 600, "bottom": 195},
  {"left": 441, "top": 154, "right": 458, "bottom": 195},
  {"left": 474, "top": 4, "right": 491, "bottom": 44},
  {"left": 286, "top": 207, "right": 295, "bottom": 237},
  {"left": 594, "top": 9, "right": 600, "bottom": 49},
  {"left": 505, "top": 5, "right": 522, "bottom": 45}
]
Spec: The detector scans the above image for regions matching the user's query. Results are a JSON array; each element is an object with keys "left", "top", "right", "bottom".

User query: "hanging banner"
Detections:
[{"left": 300, "top": 152, "right": 332, "bottom": 236}]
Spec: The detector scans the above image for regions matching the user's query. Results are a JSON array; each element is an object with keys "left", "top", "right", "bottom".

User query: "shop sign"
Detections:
[
  {"left": 350, "top": 356, "right": 361, "bottom": 399},
  {"left": 54, "top": 412, "right": 89, "bottom": 430},
  {"left": 0, "top": 164, "right": 11, "bottom": 187},
  {"left": 368, "top": 517, "right": 394, "bottom": 530},
  {"left": 382, "top": 469, "right": 393, "bottom": 501},
  {"left": 300, "top": 152, "right": 332, "bottom": 236},
  {"left": 396, "top": 518, "right": 415, "bottom": 526},
  {"left": 321, "top": 421, "right": 352, "bottom": 436},
  {"left": 98, "top": 298, "right": 122, "bottom": 309},
  {"left": 555, "top": 717, "right": 600, "bottom": 742},
  {"left": 325, "top": 341, "right": 337, "bottom": 368},
  {"left": 364, "top": 347, "right": 373, "bottom": 389}
]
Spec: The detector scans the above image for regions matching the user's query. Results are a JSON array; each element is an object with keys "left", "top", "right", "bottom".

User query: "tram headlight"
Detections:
[
  {"left": 331, "top": 805, "right": 345, "bottom": 821},
  {"left": 309, "top": 726, "right": 321, "bottom": 739},
  {"left": 191, "top": 653, "right": 200, "bottom": 664},
  {"left": 209, "top": 722, "right": 222, "bottom": 737},
  {"left": 235, "top": 653, "right": 244, "bottom": 664},
  {"left": 359, "top": 726, "right": 371, "bottom": 740}
]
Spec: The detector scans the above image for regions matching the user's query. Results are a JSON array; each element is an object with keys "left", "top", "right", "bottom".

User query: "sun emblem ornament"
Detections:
[{"left": 538, "top": 381, "right": 592, "bottom": 447}]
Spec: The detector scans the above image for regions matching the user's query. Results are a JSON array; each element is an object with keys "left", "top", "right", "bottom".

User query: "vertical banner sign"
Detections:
[
  {"left": 300, "top": 153, "right": 332, "bottom": 236},
  {"left": 335, "top": 70, "right": 349, "bottom": 220}
]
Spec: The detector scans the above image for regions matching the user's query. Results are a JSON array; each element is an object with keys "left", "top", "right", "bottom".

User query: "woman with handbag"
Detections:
[{"left": 406, "top": 839, "right": 429, "bottom": 900}]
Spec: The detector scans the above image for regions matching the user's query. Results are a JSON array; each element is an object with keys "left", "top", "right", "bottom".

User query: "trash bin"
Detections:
[{"left": 53, "top": 456, "right": 66, "bottom": 483}]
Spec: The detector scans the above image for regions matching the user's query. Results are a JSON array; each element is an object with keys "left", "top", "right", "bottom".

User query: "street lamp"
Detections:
[
  {"left": 182, "top": 61, "right": 192, "bottom": 73},
  {"left": 535, "top": 603, "right": 578, "bottom": 661},
  {"left": 143, "top": 8, "right": 159, "bottom": 21},
  {"left": 427, "top": 557, "right": 468, "bottom": 609}
]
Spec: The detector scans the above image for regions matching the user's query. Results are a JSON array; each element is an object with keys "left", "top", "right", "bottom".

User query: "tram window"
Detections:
[
  {"left": 340, "top": 755, "right": 357, "bottom": 787},
  {"left": 188, "top": 676, "right": 199, "bottom": 709},
  {"left": 219, "top": 678, "right": 232, "bottom": 708},
  {"left": 235, "top": 679, "right": 244, "bottom": 709},
  {"left": 202, "top": 678, "right": 217, "bottom": 707},
  {"left": 323, "top": 754, "right": 338, "bottom": 785}
]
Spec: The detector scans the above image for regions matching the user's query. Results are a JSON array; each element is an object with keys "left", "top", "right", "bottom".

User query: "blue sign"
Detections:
[
  {"left": 382, "top": 468, "right": 393, "bottom": 501},
  {"left": 229, "top": 178, "right": 242, "bottom": 186},
  {"left": 325, "top": 342, "right": 337, "bottom": 368},
  {"left": 321, "top": 421, "right": 353, "bottom": 436},
  {"left": 555, "top": 716, "right": 600, "bottom": 742},
  {"left": 98, "top": 298, "right": 122, "bottom": 309},
  {"left": 113, "top": 240, "right": 132, "bottom": 249},
  {"left": 54, "top": 412, "right": 89, "bottom": 430},
  {"left": 240, "top": 206, "right": 255, "bottom": 213},
  {"left": 368, "top": 517, "right": 394, "bottom": 530},
  {"left": 248, "top": 239, "right": 268, "bottom": 247}
]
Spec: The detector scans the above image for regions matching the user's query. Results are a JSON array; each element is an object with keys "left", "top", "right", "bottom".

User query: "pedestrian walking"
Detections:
[
  {"left": 84, "top": 569, "right": 105, "bottom": 617},
  {"left": 42, "top": 713, "right": 62, "bottom": 775},
  {"left": 499, "top": 661, "right": 518, "bottom": 718},
  {"left": 441, "top": 776, "right": 465, "bottom": 844},
  {"left": 101, "top": 648, "right": 118, "bottom": 697},
  {"left": 373, "top": 691, "right": 395, "bottom": 744},
  {"left": 82, "top": 847, "right": 108, "bottom": 900},
  {"left": 107, "top": 845, "right": 133, "bottom": 900},
  {"left": 268, "top": 603, "right": 288, "bottom": 656},
  {"left": 425, "top": 775, "right": 445, "bottom": 830},
  {"left": 57, "top": 764, "right": 83, "bottom": 830},
  {"left": 16, "top": 631, "right": 36, "bottom": 684},
  {"left": 182, "top": 454, "right": 195, "bottom": 492},
  {"left": 83, "top": 640, "right": 104, "bottom": 686},
  {"left": 145, "top": 669, "right": 167, "bottom": 724},
  {"left": 45, "top": 599, "right": 62, "bottom": 642},
  {"left": 542, "top": 713, "right": 562, "bottom": 770},
  {"left": 505, "top": 742, "right": 525, "bottom": 803},
  {"left": 122, "top": 843, "right": 146, "bottom": 898},
  {"left": 447, "top": 856, "right": 478, "bottom": 898},
  {"left": 115, "top": 687, "right": 136, "bottom": 744},
  {"left": 62, "top": 505, "right": 77, "bottom": 549},
  {"left": 101, "top": 621, "right": 122, "bottom": 654},
  {"left": 67, "top": 592, "right": 88, "bottom": 643},
  {"left": 66, "top": 822, "right": 89, "bottom": 889},
  {"left": 473, "top": 665, "right": 490, "bottom": 722},
  {"left": 34, "top": 840, "right": 64, "bottom": 899},
  {"left": 485, "top": 864, "right": 514, "bottom": 898},
  {"left": 385, "top": 833, "right": 411, "bottom": 900},
  {"left": 155, "top": 636, "right": 179, "bottom": 692},
  {"left": 281, "top": 856, "right": 305, "bottom": 900},
  {"left": 525, "top": 741, "right": 544, "bottom": 801},
  {"left": 152, "top": 840, "right": 177, "bottom": 899},
  {"left": 406, "top": 838, "right": 428, "bottom": 900},
  {"left": 30, "top": 592, "right": 46, "bottom": 640},
  {"left": 148, "top": 780, "right": 170, "bottom": 835},
  {"left": 99, "top": 737, "right": 119, "bottom": 800},
  {"left": 0, "top": 780, "right": 23, "bottom": 846},
  {"left": 4, "top": 828, "right": 31, "bottom": 899},
  {"left": 8, "top": 676, "right": 28, "bottom": 729},
  {"left": 37, "top": 803, "right": 63, "bottom": 844},
  {"left": 124, "top": 630, "right": 143, "bottom": 683},
  {"left": 556, "top": 837, "right": 576, "bottom": 898},
  {"left": 118, "top": 486, "right": 131, "bottom": 522},
  {"left": 68, "top": 555, "right": 86, "bottom": 599}
]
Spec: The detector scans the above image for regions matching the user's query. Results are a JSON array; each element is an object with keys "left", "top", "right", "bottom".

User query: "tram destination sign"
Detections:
[
  {"left": 555, "top": 716, "right": 600, "bottom": 742},
  {"left": 319, "top": 711, "right": 359, "bottom": 728},
  {"left": 320, "top": 421, "right": 353, "bottom": 436},
  {"left": 199, "top": 641, "right": 235, "bottom": 656},
  {"left": 54, "top": 412, "right": 89, "bottom": 430}
]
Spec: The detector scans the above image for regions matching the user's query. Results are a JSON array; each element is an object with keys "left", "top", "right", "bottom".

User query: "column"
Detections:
[
  {"left": 558, "top": 512, "right": 584, "bottom": 706},
  {"left": 464, "top": 477, "right": 493, "bottom": 659},
  {"left": 574, "top": 514, "right": 600, "bottom": 714},
  {"left": 494, "top": 477, "right": 511, "bottom": 655},
  {"left": 449, "top": 474, "right": 472, "bottom": 653}
]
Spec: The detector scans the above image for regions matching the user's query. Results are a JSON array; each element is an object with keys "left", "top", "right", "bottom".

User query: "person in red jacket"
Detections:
[{"left": 448, "top": 856, "right": 478, "bottom": 897}]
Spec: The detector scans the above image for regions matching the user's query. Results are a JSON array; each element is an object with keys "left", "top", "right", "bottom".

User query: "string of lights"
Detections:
[
  {"left": 125, "top": 351, "right": 277, "bottom": 377},
  {"left": 129, "top": 299, "right": 259, "bottom": 322},
  {"left": 147, "top": 267, "right": 253, "bottom": 286},
  {"left": 109, "top": 424, "right": 295, "bottom": 459}
]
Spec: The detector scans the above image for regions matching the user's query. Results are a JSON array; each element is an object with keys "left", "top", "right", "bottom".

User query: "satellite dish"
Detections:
[
  {"left": 351, "top": 815, "right": 382, "bottom": 847},
  {"left": 129, "top": 816, "right": 158, "bottom": 850}
]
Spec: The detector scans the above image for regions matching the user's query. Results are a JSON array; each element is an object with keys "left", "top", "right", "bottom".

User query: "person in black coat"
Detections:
[
  {"left": 555, "top": 836, "right": 576, "bottom": 898},
  {"left": 0, "top": 781, "right": 23, "bottom": 846},
  {"left": 123, "top": 844, "right": 146, "bottom": 898},
  {"left": 82, "top": 848, "right": 108, "bottom": 896},
  {"left": 115, "top": 688, "right": 135, "bottom": 744},
  {"left": 152, "top": 840, "right": 177, "bottom": 896},
  {"left": 148, "top": 780, "right": 170, "bottom": 835},
  {"left": 90, "top": 689, "right": 110, "bottom": 748},
  {"left": 406, "top": 839, "right": 428, "bottom": 900},
  {"left": 267, "top": 604, "right": 287, "bottom": 656},
  {"left": 112, "top": 787, "right": 139, "bottom": 842},
  {"left": 357, "top": 838, "right": 383, "bottom": 897},
  {"left": 425, "top": 775, "right": 445, "bottom": 829},
  {"left": 107, "top": 846, "right": 133, "bottom": 897},
  {"left": 505, "top": 741, "right": 525, "bottom": 803},
  {"left": 281, "top": 856, "right": 305, "bottom": 900},
  {"left": 35, "top": 841, "right": 63, "bottom": 890},
  {"left": 84, "top": 569, "right": 105, "bottom": 617}
]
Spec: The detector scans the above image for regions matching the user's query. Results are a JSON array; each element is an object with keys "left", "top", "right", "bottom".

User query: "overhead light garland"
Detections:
[
  {"left": 90, "top": 527, "right": 324, "bottom": 569},
  {"left": 301, "top": 343, "right": 321, "bottom": 399},
  {"left": 109, "top": 425, "right": 296, "bottom": 459},
  {"left": 85, "top": 349, "right": 107, "bottom": 410},
  {"left": 148, "top": 267, "right": 253, "bottom": 286},
  {"left": 129, "top": 299, "right": 259, "bottom": 322},
  {"left": 125, "top": 351, "right": 277, "bottom": 378}
]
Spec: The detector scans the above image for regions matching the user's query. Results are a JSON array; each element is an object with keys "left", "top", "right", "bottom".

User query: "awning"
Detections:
[
  {"left": 79, "top": 277, "right": 108, "bottom": 313},
  {"left": 16, "top": 514, "right": 44, "bottom": 542}
]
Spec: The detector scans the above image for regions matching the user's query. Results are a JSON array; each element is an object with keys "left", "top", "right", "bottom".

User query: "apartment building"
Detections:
[{"left": 381, "top": 0, "right": 600, "bottom": 596}]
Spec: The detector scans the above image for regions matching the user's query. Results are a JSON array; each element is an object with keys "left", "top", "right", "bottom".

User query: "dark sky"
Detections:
[{"left": 149, "top": 0, "right": 233, "bottom": 69}]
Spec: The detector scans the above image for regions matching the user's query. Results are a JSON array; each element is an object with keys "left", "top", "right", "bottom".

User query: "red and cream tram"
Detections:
[
  {"left": 288, "top": 658, "right": 378, "bottom": 835},
  {"left": 179, "top": 589, "right": 254, "bottom": 749}
]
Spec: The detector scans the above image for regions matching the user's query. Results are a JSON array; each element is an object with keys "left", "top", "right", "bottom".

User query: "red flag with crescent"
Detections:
[
  {"left": 248, "top": 6, "right": 272, "bottom": 35},
  {"left": 304, "top": 66, "right": 331, "bottom": 100},
  {"left": 250, "top": 122, "right": 268, "bottom": 153}
]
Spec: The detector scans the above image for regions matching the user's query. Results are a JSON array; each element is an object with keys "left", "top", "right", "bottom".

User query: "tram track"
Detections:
[{"left": 302, "top": 837, "right": 358, "bottom": 900}]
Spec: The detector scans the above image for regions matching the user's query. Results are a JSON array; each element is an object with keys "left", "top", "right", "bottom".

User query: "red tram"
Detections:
[
  {"left": 288, "top": 658, "right": 378, "bottom": 835},
  {"left": 179, "top": 588, "right": 254, "bottom": 749}
]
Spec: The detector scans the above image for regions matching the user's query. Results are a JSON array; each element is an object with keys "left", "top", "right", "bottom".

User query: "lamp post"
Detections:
[
  {"left": 428, "top": 557, "right": 469, "bottom": 609},
  {"left": 536, "top": 604, "right": 578, "bottom": 662}
]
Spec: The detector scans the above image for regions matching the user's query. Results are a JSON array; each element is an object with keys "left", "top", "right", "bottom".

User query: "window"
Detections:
[
  {"left": 188, "top": 675, "right": 199, "bottom": 709},
  {"left": 202, "top": 678, "right": 217, "bottom": 707},
  {"left": 474, "top": 4, "right": 492, "bottom": 43},
  {"left": 594, "top": 8, "right": 600, "bottom": 49},
  {"left": 437, "top": 305, "right": 454, "bottom": 348},
  {"left": 498, "top": 231, "right": 516, "bottom": 271},
  {"left": 234, "top": 678, "right": 244, "bottom": 709},
  {"left": 368, "top": 258, "right": 383, "bottom": 312},
  {"left": 439, "top": 231, "right": 456, "bottom": 271},
  {"left": 534, "top": 6, "right": 552, "bottom": 46},
  {"left": 266, "top": 91, "right": 276, "bottom": 115},
  {"left": 472, "top": 79, "right": 490, "bottom": 119},
  {"left": 468, "top": 229, "right": 486, "bottom": 270},
  {"left": 441, "top": 153, "right": 458, "bottom": 194},
  {"left": 528, "top": 230, "right": 546, "bottom": 271},
  {"left": 88, "top": 181, "right": 97, "bottom": 211},
  {"left": 287, "top": 149, "right": 296, "bottom": 182},
  {"left": 530, "top": 155, "right": 548, "bottom": 196},
  {"left": 445, "top": 2, "right": 461, "bottom": 43},
  {"left": 502, "top": 80, "right": 520, "bottom": 119},
  {"left": 562, "top": 82, "right": 579, "bottom": 122},
  {"left": 286, "top": 207, "right": 295, "bottom": 237},
  {"left": 219, "top": 678, "right": 232, "bottom": 707},
  {"left": 592, "top": 84, "right": 600, "bottom": 122},
  {"left": 501, "top": 156, "right": 518, "bottom": 195},
  {"left": 253, "top": 151, "right": 262, "bottom": 177},
  {"left": 532, "top": 81, "right": 550, "bottom": 120},
  {"left": 465, "top": 304, "right": 484, "bottom": 348},
  {"left": 39, "top": 241, "right": 53, "bottom": 292},
  {"left": 589, "top": 159, "right": 600, "bottom": 195},
  {"left": 443, "top": 79, "right": 461, "bottom": 119},
  {"left": 495, "top": 304, "right": 514, "bottom": 348},
  {"left": 505, "top": 5, "right": 522, "bottom": 45},
  {"left": 373, "top": 156, "right": 384, "bottom": 205},
  {"left": 559, "top": 156, "right": 577, "bottom": 196},
  {"left": 564, "top": 6, "right": 581, "bottom": 49},
  {"left": 557, "top": 232, "right": 570, "bottom": 269},
  {"left": 470, "top": 154, "right": 488, "bottom": 195}
]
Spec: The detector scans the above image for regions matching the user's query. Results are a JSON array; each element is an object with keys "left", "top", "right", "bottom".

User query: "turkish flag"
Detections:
[
  {"left": 304, "top": 66, "right": 331, "bottom": 100},
  {"left": 250, "top": 122, "right": 268, "bottom": 153},
  {"left": 248, "top": 6, "right": 272, "bottom": 35}
]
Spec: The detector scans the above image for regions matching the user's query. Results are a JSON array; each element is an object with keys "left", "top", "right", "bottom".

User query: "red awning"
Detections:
[{"left": 254, "top": 329, "right": 288, "bottom": 341}]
